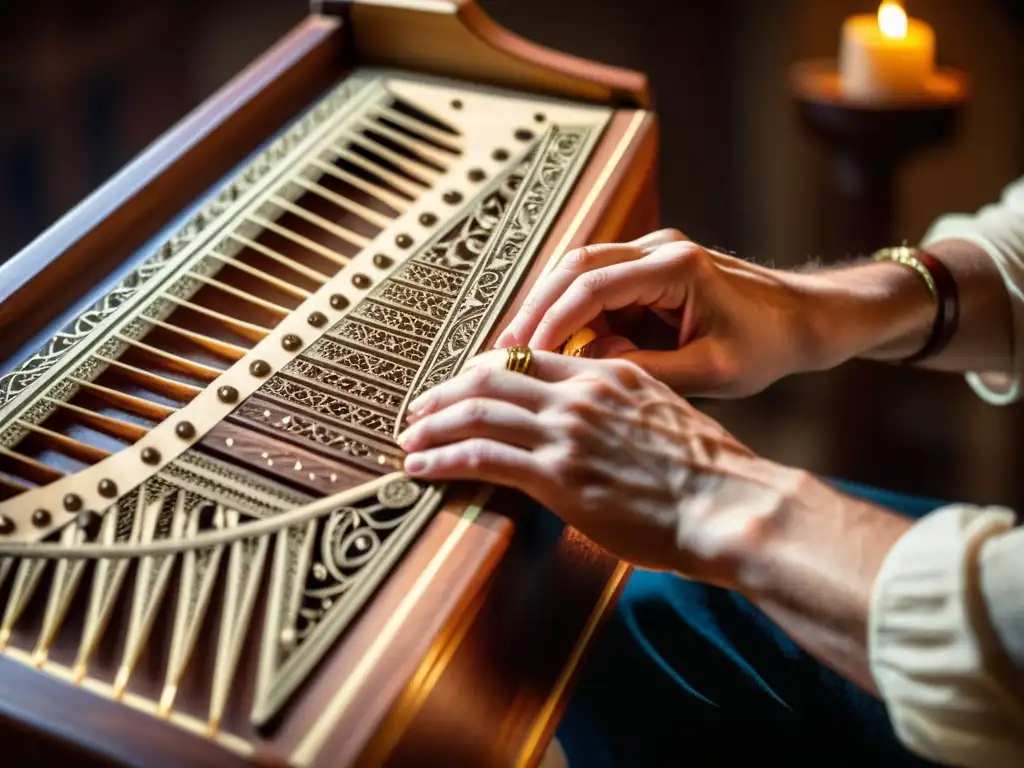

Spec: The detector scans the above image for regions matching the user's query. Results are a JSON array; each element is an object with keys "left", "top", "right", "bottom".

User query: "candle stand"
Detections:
[
  {"left": 790, "top": 58, "right": 968, "bottom": 253},
  {"left": 788, "top": 59, "right": 969, "bottom": 492}
]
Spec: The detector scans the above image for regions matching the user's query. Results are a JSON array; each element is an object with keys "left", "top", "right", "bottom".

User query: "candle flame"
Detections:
[{"left": 878, "top": 1, "right": 908, "bottom": 39}]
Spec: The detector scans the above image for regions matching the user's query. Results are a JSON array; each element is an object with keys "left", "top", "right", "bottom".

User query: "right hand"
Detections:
[
  {"left": 400, "top": 349, "right": 794, "bottom": 580},
  {"left": 497, "top": 229, "right": 828, "bottom": 398}
]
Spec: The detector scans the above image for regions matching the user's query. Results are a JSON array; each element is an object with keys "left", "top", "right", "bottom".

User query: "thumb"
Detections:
[
  {"left": 590, "top": 334, "right": 638, "bottom": 358},
  {"left": 613, "top": 338, "right": 737, "bottom": 397}
]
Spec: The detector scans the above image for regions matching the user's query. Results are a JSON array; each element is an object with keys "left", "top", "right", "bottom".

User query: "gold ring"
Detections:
[{"left": 505, "top": 345, "right": 534, "bottom": 376}]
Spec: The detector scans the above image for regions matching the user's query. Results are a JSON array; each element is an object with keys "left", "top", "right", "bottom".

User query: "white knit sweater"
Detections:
[{"left": 869, "top": 178, "right": 1024, "bottom": 766}]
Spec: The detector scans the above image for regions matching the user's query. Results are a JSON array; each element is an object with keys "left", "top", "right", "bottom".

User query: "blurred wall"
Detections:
[{"left": 481, "top": 0, "right": 1024, "bottom": 261}]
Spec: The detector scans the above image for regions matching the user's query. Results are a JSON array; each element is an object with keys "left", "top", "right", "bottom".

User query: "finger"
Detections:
[
  {"left": 629, "top": 228, "right": 690, "bottom": 249},
  {"left": 403, "top": 438, "right": 547, "bottom": 496},
  {"left": 407, "top": 350, "right": 621, "bottom": 420},
  {"left": 650, "top": 307, "right": 681, "bottom": 329},
  {"left": 527, "top": 243, "right": 698, "bottom": 351},
  {"left": 498, "top": 244, "right": 645, "bottom": 349},
  {"left": 614, "top": 338, "right": 735, "bottom": 397},
  {"left": 589, "top": 335, "right": 638, "bottom": 358},
  {"left": 406, "top": 362, "right": 552, "bottom": 422},
  {"left": 497, "top": 229, "right": 686, "bottom": 349},
  {"left": 398, "top": 398, "right": 546, "bottom": 453}
]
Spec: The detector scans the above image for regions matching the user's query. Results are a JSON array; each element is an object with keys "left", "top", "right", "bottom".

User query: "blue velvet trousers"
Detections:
[{"left": 557, "top": 482, "right": 946, "bottom": 767}]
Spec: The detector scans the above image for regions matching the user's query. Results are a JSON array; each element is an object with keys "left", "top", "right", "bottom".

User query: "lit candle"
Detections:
[{"left": 839, "top": 2, "right": 936, "bottom": 101}]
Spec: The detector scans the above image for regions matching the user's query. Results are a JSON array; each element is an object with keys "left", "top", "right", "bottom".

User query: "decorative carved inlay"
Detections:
[
  {"left": 253, "top": 476, "right": 442, "bottom": 727},
  {"left": 404, "top": 127, "right": 597, "bottom": 413}
]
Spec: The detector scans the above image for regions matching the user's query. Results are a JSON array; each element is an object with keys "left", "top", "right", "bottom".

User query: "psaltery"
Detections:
[{"left": 0, "top": 2, "right": 659, "bottom": 765}]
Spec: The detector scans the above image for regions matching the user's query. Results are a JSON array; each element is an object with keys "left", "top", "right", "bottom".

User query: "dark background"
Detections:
[{"left": 1, "top": 0, "right": 1021, "bottom": 507}]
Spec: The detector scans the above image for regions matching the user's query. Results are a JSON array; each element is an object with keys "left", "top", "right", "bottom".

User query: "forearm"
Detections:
[
  {"left": 725, "top": 470, "right": 912, "bottom": 693},
  {"left": 796, "top": 238, "right": 1012, "bottom": 375}
]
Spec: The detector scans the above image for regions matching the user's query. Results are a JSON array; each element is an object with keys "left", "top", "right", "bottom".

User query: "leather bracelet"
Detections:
[{"left": 873, "top": 246, "right": 960, "bottom": 365}]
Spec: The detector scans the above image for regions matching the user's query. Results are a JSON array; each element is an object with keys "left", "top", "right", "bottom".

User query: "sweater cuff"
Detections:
[
  {"left": 923, "top": 224, "right": 1024, "bottom": 406},
  {"left": 979, "top": 527, "right": 1024, "bottom": 675},
  {"left": 869, "top": 504, "right": 1024, "bottom": 766}
]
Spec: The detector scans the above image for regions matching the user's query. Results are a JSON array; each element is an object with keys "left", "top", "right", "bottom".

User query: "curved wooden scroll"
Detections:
[{"left": 329, "top": 0, "right": 651, "bottom": 108}]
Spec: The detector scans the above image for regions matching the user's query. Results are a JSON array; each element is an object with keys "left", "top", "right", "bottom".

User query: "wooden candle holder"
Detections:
[{"left": 790, "top": 58, "right": 968, "bottom": 255}]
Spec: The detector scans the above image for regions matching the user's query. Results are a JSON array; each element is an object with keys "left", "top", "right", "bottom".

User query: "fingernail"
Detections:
[
  {"left": 396, "top": 425, "right": 419, "bottom": 450},
  {"left": 407, "top": 396, "right": 427, "bottom": 414},
  {"left": 404, "top": 454, "right": 426, "bottom": 474}
]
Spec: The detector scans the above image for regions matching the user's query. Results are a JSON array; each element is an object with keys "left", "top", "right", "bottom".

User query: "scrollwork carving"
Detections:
[
  {"left": 253, "top": 476, "right": 441, "bottom": 727},
  {"left": 403, "top": 127, "right": 596, "bottom": 416}
]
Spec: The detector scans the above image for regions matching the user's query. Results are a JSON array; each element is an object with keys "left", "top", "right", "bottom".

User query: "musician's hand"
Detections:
[
  {"left": 397, "top": 350, "right": 806, "bottom": 582},
  {"left": 496, "top": 229, "right": 827, "bottom": 398}
]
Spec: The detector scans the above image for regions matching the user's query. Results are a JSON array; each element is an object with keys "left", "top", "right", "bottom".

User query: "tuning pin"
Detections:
[{"left": 377, "top": 454, "right": 403, "bottom": 471}]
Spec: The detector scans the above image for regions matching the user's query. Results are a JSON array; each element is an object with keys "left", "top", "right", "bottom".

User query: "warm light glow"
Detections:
[{"left": 878, "top": 1, "right": 909, "bottom": 39}]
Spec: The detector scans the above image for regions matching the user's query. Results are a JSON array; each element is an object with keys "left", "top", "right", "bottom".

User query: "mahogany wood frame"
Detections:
[
  {"left": 331, "top": 0, "right": 651, "bottom": 109},
  {"left": 0, "top": 3, "right": 657, "bottom": 766}
]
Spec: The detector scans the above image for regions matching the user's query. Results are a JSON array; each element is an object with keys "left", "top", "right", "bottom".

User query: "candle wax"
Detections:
[{"left": 840, "top": 14, "right": 935, "bottom": 102}]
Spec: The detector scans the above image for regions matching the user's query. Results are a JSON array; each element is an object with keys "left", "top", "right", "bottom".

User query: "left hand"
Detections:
[
  {"left": 495, "top": 229, "right": 831, "bottom": 398},
  {"left": 398, "top": 350, "right": 805, "bottom": 582}
]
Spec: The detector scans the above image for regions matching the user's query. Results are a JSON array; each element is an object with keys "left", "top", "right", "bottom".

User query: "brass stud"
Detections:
[
  {"left": 217, "top": 385, "right": 239, "bottom": 403},
  {"left": 175, "top": 421, "right": 196, "bottom": 440},
  {"left": 282, "top": 334, "right": 303, "bottom": 352},
  {"left": 418, "top": 212, "right": 438, "bottom": 227},
  {"left": 515, "top": 128, "right": 535, "bottom": 141},
  {"left": 249, "top": 359, "right": 271, "bottom": 377},
  {"left": 534, "top": 112, "right": 546, "bottom": 123},
  {"left": 395, "top": 234, "right": 413, "bottom": 249},
  {"left": 468, "top": 169, "right": 486, "bottom": 183},
  {"left": 329, "top": 293, "right": 349, "bottom": 310},
  {"left": 443, "top": 191, "right": 463, "bottom": 205},
  {"left": 352, "top": 274, "right": 372, "bottom": 289},
  {"left": 0, "top": 516, "right": 14, "bottom": 535},
  {"left": 451, "top": 99, "right": 463, "bottom": 109},
  {"left": 373, "top": 253, "right": 393, "bottom": 269},
  {"left": 377, "top": 454, "right": 402, "bottom": 470},
  {"left": 63, "top": 493, "right": 83, "bottom": 513},
  {"left": 140, "top": 446, "right": 161, "bottom": 465},
  {"left": 31, "top": 509, "right": 51, "bottom": 528},
  {"left": 97, "top": 479, "right": 118, "bottom": 498},
  {"left": 492, "top": 148, "right": 510, "bottom": 161},
  {"left": 76, "top": 510, "right": 100, "bottom": 534},
  {"left": 307, "top": 311, "right": 328, "bottom": 328}
]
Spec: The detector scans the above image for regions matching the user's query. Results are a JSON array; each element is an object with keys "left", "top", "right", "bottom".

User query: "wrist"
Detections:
[
  {"left": 673, "top": 458, "right": 809, "bottom": 588},
  {"left": 728, "top": 469, "right": 913, "bottom": 607},
  {"left": 788, "top": 260, "right": 936, "bottom": 370}
]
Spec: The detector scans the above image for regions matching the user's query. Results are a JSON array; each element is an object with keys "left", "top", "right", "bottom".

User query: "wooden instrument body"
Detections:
[{"left": 0, "top": 4, "right": 659, "bottom": 766}]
